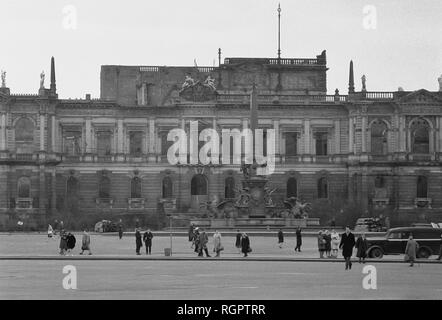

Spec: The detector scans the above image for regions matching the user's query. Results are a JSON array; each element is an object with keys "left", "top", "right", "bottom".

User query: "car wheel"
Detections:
[
  {"left": 417, "top": 247, "right": 431, "bottom": 259},
  {"left": 370, "top": 247, "right": 383, "bottom": 259}
]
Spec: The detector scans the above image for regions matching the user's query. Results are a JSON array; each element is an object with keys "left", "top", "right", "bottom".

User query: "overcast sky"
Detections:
[{"left": 1, "top": 0, "right": 441, "bottom": 98}]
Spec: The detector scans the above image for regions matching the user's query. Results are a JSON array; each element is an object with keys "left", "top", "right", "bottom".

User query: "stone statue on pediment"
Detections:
[
  {"left": 181, "top": 75, "right": 195, "bottom": 91},
  {"left": 1, "top": 70, "right": 6, "bottom": 88},
  {"left": 40, "top": 71, "right": 45, "bottom": 89},
  {"left": 203, "top": 75, "right": 216, "bottom": 91},
  {"left": 361, "top": 75, "right": 367, "bottom": 92},
  {"left": 438, "top": 74, "right": 442, "bottom": 92}
]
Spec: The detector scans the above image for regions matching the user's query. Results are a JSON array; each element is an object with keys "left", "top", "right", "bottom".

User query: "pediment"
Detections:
[{"left": 398, "top": 89, "right": 442, "bottom": 104}]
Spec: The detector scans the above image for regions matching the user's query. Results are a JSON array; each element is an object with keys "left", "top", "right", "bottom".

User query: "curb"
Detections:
[{"left": 0, "top": 255, "right": 440, "bottom": 264}]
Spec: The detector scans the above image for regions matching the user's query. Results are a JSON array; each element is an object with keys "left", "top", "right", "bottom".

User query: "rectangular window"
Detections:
[
  {"left": 97, "top": 132, "right": 112, "bottom": 155},
  {"left": 129, "top": 131, "right": 143, "bottom": 155},
  {"left": 315, "top": 132, "right": 328, "bottom": 156},
  {"left": 285, "top": 132, "right": 298, "bottom": 156}
]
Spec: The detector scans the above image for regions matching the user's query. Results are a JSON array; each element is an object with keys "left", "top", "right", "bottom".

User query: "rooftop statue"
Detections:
[
  {"left": 181, "top": 75, "right": 195, "bottom": 91},
  {"left": 40, "top": 71, "right": 45, "bottom": 89},
  {"left": 361, "top": 74, "right": 367, "bottom": 92},
  {"left": 203, "top": 75, "right": 216, "bottom": 91},
  {"left": 438, "top": 74, "right": 442, "bottom": 92},
  {"left": 1, "top": 70, "right": 6, "bottom": 88}
]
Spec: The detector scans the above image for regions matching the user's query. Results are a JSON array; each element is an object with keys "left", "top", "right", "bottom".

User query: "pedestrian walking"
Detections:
[
  {"left": 59, "top": 230, "right": 68, "bottom": 255},
  {"left": 331, "top": 229, "right": 340, "bottom": 257},
  {"left": 198, "top": 229, "right": 211, "bottom": 257},
  {"left": 437, "top": 233, "right": 442, "bottom": 261},
  {"left": 339, "top": 226, "right": 356, "bottom": 270},
  {"left": 193, "top": 227, "right": 200, "bottom": 253},
  {"left": 355, "top": 233, "right": 368, "bottom": 263},
  {"left": 135, "top": 228, "right": 142, "bottom": 255},
  {"left": 318, "top": 231, "right": 326, "bottom": 258},
  {"left": 80, "top": 229, "right": 92, "bottom": 255},
  {"left": 295, "top": 227, "right": 302, "bottom": 252},
  {"left": 143, "top": 229, "right": 153, "bottom": 255},
  {"left": 118, "top": 219, "right": 123, "bottom": 239},
  {"left": 188, "top": 223, "right": 196, "bottom": 244},
  {"left": 324, "top": 230, "right": 332, "bottom": 257},
  {"left": 66, "top": 232, "right": 76, "bottom": 256},
  {"left": 277, "top": 229, "right": 284, "bottom": 248},
  {"left": 404, "top": 234, "right": 419, "bottom": 267},
  {"left": 241, "top": 233, "right": 251, "bottom": 257},
  {"left": 47, "top": 224, "right": 54, "bottom": 239},
  {"left": 235, "top": 229, "right": 242, "bottom": 253},
  {"left": 213, "top": 230, "right": 223, "bottom": 257}
]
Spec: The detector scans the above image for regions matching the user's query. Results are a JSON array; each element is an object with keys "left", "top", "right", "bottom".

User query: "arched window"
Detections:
[
  {"left": 17, "top": 177, "right": 31, "bottom": 198},
  {"left": 162, "top": 176, "right": 173, "bottom": 198},
  {"left": 411, "top": 119, "right": 430, "bottom": 154},
  {"left": 15, "top": 118, "right": 34, "bottom": 142},
  {"left": 191, "top": 174, "right": 207, "bottom": 196},
  {"left": 287, "top": 177, "right": 298, "bottom": 198},
  {"left": 317, "top": 177, "right": 328, "bottom": 199},
  {"left": 131, "top": 177, "right": 141, "bottom": 198},
  {"left": 224, "top": 177, "right": 235, "bottom": 199},
  {"left": 371, "top": 120, "right": 388, "bottom": 155},
  {"left": 99, "top": 176, "right": 111, "bottom": 198},
  {"left": 417, "top": 176, "right": 428, "bottom": 198}
]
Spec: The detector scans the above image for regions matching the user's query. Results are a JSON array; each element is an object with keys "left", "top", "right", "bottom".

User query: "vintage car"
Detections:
[
  {"left": 366, "top": 226, "right": 442, "bottom": 259},
  {"left": 94, "top": 220, "right": 118, "bottom": 233},
  {"left": 354, "top": 217, "right": 386, "bottom": 232}
]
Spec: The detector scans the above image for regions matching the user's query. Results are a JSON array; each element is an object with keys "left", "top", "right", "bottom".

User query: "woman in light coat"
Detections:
[
  {"left": 213, "top": 230, "right": 223, "bottom": 257},
  {"left": 331, "top": 229, "right": 340, "bottom": 258}
]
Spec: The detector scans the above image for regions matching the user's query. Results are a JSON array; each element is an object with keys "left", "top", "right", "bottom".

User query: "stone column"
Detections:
[
  {"left": 398, "top": 115, "right": 406, "bottom": 152},
  {"left": 51, "top": 170, "right": 57, "bottom": 215},
  {"left": 273, "top": 119, "right": 280, "bottom": 156},
  {"left": 51, "top": 115, "right": 57, "bottom": 152},
  {"left": 361, "top": 116, "right": 367, "bottom": 153},
  {"left": 117, "top": 119, "right": 124, "bottom": 154},
  {"left": 85, "top": 118, "right": 92, "bottom": 153},
  {"left": 303, "top": 119, "right": 311, "bottom": 154},
  {"left": 349, "top": 117, "right": 354, "bottom": 154},
  {"left": 40, "top": 114, "right": 46, "bottom": 151},
  {"left": 0, "top": 113, "right": 6, "bottom": 150},
  {"left": 334, "top": 119, "right": 341, "bottom": 154}
]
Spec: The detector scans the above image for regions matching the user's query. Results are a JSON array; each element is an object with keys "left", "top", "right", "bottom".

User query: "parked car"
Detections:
[
  {"left": 354, "top": 217, "right": 386, "bottom": 232},
  {"left": 94, "top": 220, "right": 118, "bottom": 233},
  {"left": 366, "top": 226, "right": 442, "bottom": 259}
]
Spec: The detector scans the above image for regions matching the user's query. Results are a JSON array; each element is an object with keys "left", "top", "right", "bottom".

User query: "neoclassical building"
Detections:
[{"left": 1, "top": 52, "right": 442, "bottom": 229}]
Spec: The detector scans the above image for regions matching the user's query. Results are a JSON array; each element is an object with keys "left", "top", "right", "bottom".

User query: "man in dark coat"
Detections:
[
  {"left": 66, "top": 232, "right": 76, "bottom": 256},
  {"left": 339, "top": 226, "right": 356, "bottom": 270},
  {"left": 235, "top": 229, "right": 242, "bottom": 253},
  {"left": 277, "top": 229, "right": 284, "bottom": 248},
  {"left": 143, "top": 229, "right": 154, "bottom": 255},
  {"left": 241, "top": 233, "right": 251, "bottom": 257},
  {"left": 188, "top": 223, "right": 195, "bottom": 242},
  {"left": 437, "top": 233, "right": 442, "bottom": 261},
  {"left": 295, "top": 227, "right": 302, "bottom": 252},
  {"left": 356, "top": 233, "right": 368, "bottom": 263},
  {"left": 118, "top": 219, "right": 123, "bottom": 239},
  {"left": 135, "top": 228, "right": 142, "bottom": 255},
  {"left": 198, "top": 229, "right": 211, "bottom": 257}
]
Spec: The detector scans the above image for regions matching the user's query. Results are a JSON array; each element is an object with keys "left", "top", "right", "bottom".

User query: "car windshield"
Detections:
[{"left": 387, "top": 231, "right": 404, "bottom": 239}]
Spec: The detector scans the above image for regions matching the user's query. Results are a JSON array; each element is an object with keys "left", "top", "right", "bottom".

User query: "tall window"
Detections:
[
  {"left": 129, "top": 131, "right": 143, "bottom": 155},
  {"left": 224, "top": 177, "right": 235, "bottom": 199},
  {"left": 371, "top": 120, "right": 388, "bottom": 155},
  {"left": 15, "top": 118, "right": 34, "bottom": 143},
  {"left": 411, "top": 119, "right": 430, "bottom": 154},
  {"left": 17, "top": 177, "right": 31, "bottom": 198},
  {"left": 287, "top": 177, "right": 298, "bottom": 198},
  {"left": 191, "top": 174, "right": 208, "bottom": 195},
  {"left": 131, "top": 177, "right": 142, "bottom": 198},
  {"left": 315, "top": 132, "right": 328, "bottom": 156},
  {"left": 317, "top": 177, "right": 328, "bottom": 199},
  {"left": 162, "top": 176, "right": 173, "bottom": 198},
  {"left": 97, "top": 131, "right": 112, "bottom": 155},
  {"left": 161, "top": 132, "right": 173, "bottom": 156},
  {"left": 99, "top": 176, "right": 111, "bottom": 198},
  {"left": 285, "top": 132, "right": 298, "bottom": 156},
  {"left": 66, "top": 176, "right": 79, "bottom": 213},
  {"left": 63, "top": 131, "right": 82, "bottom": 155},
  {"left": 417, "top": 176, "right": 428, "bottom": 198}
]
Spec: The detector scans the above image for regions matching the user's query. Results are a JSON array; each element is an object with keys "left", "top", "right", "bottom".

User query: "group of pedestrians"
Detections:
[
  {"left": 188, "top": 224, "right": 226, "bottom": 257},
  {"left": 135, "top": 228, "right": 154, "bottom": 255},
  {"left": 275, "top": 227, "right": 303, "bottom": 252}
]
